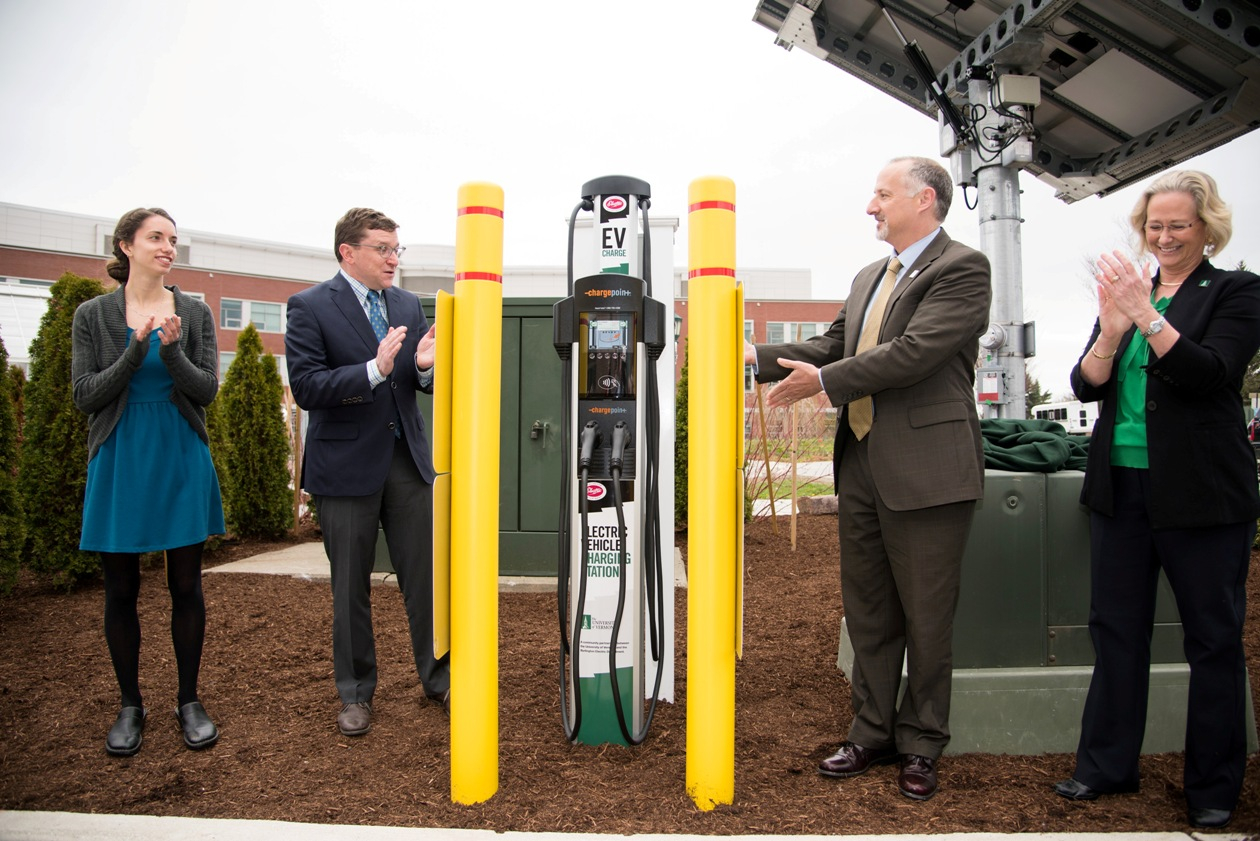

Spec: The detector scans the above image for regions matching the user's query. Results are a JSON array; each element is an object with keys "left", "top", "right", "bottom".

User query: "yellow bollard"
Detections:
[
  {"left": 685, "top": 176, "right": 740, "bottom": 810},
  {"left": 450, "top": 182, "right": 504, "bottom": 805},
  {"left": 433, "top": 290, "right": 454, "bottom": 660}
]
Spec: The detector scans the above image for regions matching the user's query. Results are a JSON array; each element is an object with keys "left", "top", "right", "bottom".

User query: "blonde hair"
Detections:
[{"left": 1128, "top": 169, "right": 1231, "bottom": 257}]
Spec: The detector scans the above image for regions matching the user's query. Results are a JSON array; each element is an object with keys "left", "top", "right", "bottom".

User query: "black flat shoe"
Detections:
[
  {"left": 1053, "top": 778, "right": 1101, "bottom": 801},
  {"left": 1188, "top": 807, "right": 1232, "bottom": 829},
  {"left": 175, "top": 701, "right": 218, "bottom": 750},
  {"left": 105, "top": 706, "right": 146, "bottom": 757}
]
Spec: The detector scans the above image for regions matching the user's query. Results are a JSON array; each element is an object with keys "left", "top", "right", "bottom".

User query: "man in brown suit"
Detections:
[{"left": 745, "top": 156, "right": 991, "bottom": 800}]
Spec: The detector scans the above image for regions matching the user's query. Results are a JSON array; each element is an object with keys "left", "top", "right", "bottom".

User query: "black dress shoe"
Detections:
[
  {"left": 1188, "top": 807, "right": 1232, "bottom": 829},
  {"left": 338, "top": 701, "right": 372, "bottom": 736},
  {"left": 105, "top": 706, "right": 146, "bottom": 757},
  {"left": 175, "top": 701, "right": 219, "bottom": 750},
  {"left": 898, "top": 754, "right": 938, "bottom": 801},
  {"left": 1053, "top": 778, "right": 1101, "bottom": 801},
  {"left": 818, "top": 741, "right": 898, "bottom": 778}
]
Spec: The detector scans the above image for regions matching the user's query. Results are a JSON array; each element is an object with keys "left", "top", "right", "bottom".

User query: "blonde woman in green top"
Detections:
[{"left": 1054, "top": 171, "right": 1260, "bottom": 830}]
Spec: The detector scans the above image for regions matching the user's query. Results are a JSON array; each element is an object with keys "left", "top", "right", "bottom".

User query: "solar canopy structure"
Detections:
[{"left": 753, "top": 0, "right": 1260, "bottom": 202}]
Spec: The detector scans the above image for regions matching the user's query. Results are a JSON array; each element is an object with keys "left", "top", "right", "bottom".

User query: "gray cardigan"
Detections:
[{"left": 71, "top": 285, "right": 219, "bottom": 462}]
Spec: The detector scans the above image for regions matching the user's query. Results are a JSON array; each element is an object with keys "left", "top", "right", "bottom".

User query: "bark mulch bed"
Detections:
[{"left": 1, "top": 514, "right": 1258, "bottom": 835}]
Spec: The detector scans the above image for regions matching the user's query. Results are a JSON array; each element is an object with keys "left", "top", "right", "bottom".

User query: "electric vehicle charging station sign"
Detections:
[
  {"left": 576, "top": 506, "right": 637, "bottom": 677},
  {"left": 599, "top": 194, "right": 632, "bottom": 276}
]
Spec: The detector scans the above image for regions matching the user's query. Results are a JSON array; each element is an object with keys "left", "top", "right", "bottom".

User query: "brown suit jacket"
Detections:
[{"left": 755, "top": 230, "right": 992, "bottom": 511}]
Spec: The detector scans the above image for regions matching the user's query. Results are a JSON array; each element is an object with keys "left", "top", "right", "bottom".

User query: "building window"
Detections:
[
  {"left": 765, "top": 321, "right": 827, "bottom": 344},
  {"left": 219, "top": 351, "right": 235, "bottom": 379},
  {"left": 220, "top": 299, "right": 243, "bottom": 330},
  {"left": 220, "top": 298, "right": 284, "bottom": 333},
  {"left": 250, "top": 301, "right": 282, "bottom": 332}
]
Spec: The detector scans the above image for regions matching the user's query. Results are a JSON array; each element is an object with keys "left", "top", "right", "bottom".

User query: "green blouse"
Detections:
[{"left": 1110, "top": 295, "right": 1173, "bottom": 468}]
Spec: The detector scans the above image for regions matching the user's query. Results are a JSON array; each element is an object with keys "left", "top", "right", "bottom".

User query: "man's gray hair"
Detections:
[{"left": 891, "top": 156, "right": 953, "bottom": 222}]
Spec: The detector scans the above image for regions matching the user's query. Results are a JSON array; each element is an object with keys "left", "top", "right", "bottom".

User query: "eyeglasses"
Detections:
[
  {"left": 1144, "top": 221, "right": 1195, "bottom": 235},
  {"left": 349, "top": 243, "right": 406, "bottom": 258}
]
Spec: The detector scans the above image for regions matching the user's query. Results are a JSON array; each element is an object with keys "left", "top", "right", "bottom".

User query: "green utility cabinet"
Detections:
[
  {"left": 839, "top": 467, "right": 1258, "bottom": 755},
  {"left": 375, "top": 298, "right": 563, "bottom": 577},
  {"left": 953, "top": 470, "right": 1183, "bottom": 669}
]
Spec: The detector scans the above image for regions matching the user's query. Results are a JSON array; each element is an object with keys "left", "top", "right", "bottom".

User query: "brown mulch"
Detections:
[{"left": 1, "top": 515, "right": 1258, "bottom": 835}]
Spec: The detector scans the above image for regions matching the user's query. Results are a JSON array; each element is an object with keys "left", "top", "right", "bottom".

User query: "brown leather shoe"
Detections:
[
  {"left": 818, "top": 741, "right": 898, "bottom": 778},
  {"left": 337, "top": 701, "right": 372, "bottom": 736},
  {"left": 898, "top": 754, "right": 938, "bottom": 801}
]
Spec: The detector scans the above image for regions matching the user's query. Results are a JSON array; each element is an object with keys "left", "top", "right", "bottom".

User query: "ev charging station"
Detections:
[{"left": 553, "top": 175, "right": 669, "bottom": 746}]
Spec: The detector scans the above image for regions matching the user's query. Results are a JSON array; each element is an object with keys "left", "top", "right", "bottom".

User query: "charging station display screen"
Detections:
[{"left": 580, "top": 313, "right": 636, "bottom": 399}]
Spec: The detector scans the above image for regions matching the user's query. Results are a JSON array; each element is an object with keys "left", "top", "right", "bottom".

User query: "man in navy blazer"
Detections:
[{"left": 285, "top": 207, "right": 449, "bottom": 737}]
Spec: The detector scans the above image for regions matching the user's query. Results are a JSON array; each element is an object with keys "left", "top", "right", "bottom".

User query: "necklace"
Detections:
[{"left": 1157, "top": 279, "right": 1186, "bottom": 287}]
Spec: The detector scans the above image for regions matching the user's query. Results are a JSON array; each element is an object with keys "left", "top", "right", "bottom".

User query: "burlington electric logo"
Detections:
[{"left": 584, "top": 288, "right": 630, "bottom": 298}]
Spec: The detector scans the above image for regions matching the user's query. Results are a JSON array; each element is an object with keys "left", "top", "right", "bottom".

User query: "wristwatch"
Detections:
[{"left": 1140, "top": 316, "right": 1166, "bottom": 338}]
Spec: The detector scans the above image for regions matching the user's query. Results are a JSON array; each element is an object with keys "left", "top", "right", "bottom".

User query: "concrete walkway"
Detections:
[
  {"left": 0, "top": 811, "right": 1241, "bottom": 841},
  {"left": 204, "top": 541, "right": 688, "bottom": 589}
]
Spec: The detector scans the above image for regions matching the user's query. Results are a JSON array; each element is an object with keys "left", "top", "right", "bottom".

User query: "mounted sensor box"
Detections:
[{"left": 997, "top": 74, "right": 1041, "bottom": 108}]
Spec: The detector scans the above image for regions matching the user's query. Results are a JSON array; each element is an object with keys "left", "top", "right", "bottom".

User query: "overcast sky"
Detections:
[{"left": 2, "top": 0, "right": 1257, "bottom": 397}]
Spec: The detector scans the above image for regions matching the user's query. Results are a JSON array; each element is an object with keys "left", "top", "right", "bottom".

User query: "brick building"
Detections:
[{"left": 1, "top": 203, "right": 842, "bottom": 401}]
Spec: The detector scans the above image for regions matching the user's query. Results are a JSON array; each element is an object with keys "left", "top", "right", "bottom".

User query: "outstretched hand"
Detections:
[{"left": 766, "top": 358, "right": 823, "bottom": 408}]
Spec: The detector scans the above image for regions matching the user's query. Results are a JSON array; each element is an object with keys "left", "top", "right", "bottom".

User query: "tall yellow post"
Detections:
[
  {"left": 685, "top": 177, "right": 740, "bottom": 810},
  {"left": 450, "top": 182, "right": 503, "bottom": 805}
]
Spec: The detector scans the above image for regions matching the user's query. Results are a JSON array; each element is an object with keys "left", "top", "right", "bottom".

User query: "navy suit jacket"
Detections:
[{"left": 285, "top": 272, "right": 435, "bottom": 497}]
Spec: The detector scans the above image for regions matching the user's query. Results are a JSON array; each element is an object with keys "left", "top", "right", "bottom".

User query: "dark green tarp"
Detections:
[{"left": 980, "top": 418, "right": 1090, "bottom": 473}]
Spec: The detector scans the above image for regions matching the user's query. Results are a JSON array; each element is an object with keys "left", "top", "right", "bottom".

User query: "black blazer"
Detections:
[{"left": 1071, "top": 258, "right": 1260, "bottom": 528}]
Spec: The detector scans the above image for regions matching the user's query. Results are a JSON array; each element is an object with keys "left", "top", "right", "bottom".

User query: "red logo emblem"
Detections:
[
  {"left": 604, "top": 196, "right": 626, "bottom": 213},
  {"left": 585, "top": 482, "right": 607, "bottom": 501}
]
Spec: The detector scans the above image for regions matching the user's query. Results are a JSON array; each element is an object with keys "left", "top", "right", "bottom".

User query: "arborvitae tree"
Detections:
[
  {"left": 0, "top": 335, "right": 24, "bottom": 592},
  {"left": 7, "top": 364, "right": 26, "bottom": 441},
  {"left": 20, "top": 272, "right": 106, "bottom": 588},
  {"left": 203, "top": 384, "right": 230, "bottom": 513},
  {"left": 218, "top": 324, "right": 292, "bottom": 538},
  {"left": 674, "top": 344, "right": 689, "bottom": 527}
]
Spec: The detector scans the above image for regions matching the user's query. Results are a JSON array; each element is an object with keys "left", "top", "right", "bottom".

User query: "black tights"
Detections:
[{"left": 101, "top": 543, "right": 206, "bottom": 709}]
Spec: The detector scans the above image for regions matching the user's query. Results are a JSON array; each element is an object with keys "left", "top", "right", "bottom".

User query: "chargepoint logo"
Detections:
[
  {"left": 584, "top": 288, "right": 630, "bottom": 298},
  {"left": 603, "top": 196, "right": 626, "bottom": 214},
  {"left": 585, "top": 482, "right": 607, "bottom": 501}
]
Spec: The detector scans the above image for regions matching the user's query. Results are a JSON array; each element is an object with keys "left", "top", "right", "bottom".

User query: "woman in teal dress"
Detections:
[{"left": 71, "top": 208, "right": 225, "bottom": 757}]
